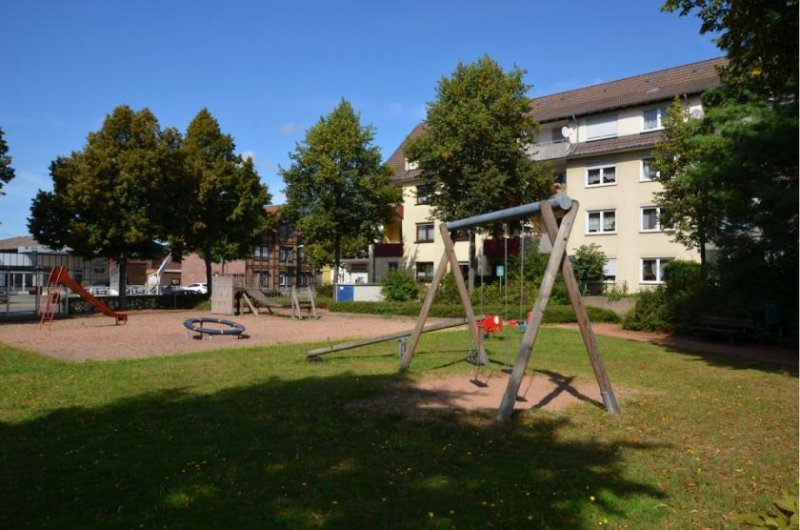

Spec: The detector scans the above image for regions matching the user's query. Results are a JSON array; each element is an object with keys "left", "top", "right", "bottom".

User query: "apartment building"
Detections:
[
  {"left": 245, "top": 205, "right": 317, "bottom": 291},
  {"left": 380, "top": 57, "right": 725, "bottom": 292}
]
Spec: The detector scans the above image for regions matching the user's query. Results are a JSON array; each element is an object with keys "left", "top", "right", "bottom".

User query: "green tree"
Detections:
[
  {"left": 659, "top": 0, "right": 798, "bottom": 331},
  {"left": 663, "top": 0, "right": 798, "bottom": 97},
  {"left": 653, "top": 98, "right": 727, "bottom": 267},
  {"left": 570, "top": 244, "right": 608, "bottom": 294},
  {"left": 404, "top": 55, "right": 553, "bottom": 292},
  {"left": 28, "top": 105, "right": 186, "bottom": 308},
  {"left": 181, "top": 109, "right": 272, "bottom": 296},
  {"left": 0, "top": 127, "right": 15, "bottom": 197},
  {"left": 280, "top": 100, "right": 400, "bottom": 284}
]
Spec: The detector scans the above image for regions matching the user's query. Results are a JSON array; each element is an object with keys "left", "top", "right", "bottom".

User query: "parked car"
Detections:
[
  {"left": 183, "top": 283, "right": 208, "bottom": 295},
  {"left": 126, "top": 285, "right": 147, "bottom": 296},
  {"left": 162, "top": 285, "right": 186, "bottom": 296}
]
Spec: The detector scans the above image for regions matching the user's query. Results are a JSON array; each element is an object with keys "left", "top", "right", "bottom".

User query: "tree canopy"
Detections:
[
  {"left": 657, "top": 0, "right": 798, "bottom": 329},
  {"left": 280, "top": 100, "right": 400, "bottom": 281},
  {"left": 28, "top": 105, "right": 186, "bottom": 306},
  {"left": 181, "top": 109, "right": 272, "bottom": 294},
  {"left": 404, "top": 55, "right": 553, "bottom": 222},
  {"left": 0, "top": 127, "right": 15, "bottom": 197},
  {"left": 404, "top": 55, "right": 553, "bottom": 290}
]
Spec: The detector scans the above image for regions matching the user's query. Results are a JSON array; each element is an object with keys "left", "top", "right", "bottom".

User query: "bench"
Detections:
[{"left": 691, "top": 316, "right": 755, "bottom": 340}]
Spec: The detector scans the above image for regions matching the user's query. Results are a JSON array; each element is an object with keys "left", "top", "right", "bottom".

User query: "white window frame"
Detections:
[
  {"left": 602, "top": 258, "right": 617, "bottom": 283},
  {"left": 585, "top": 164, "right": 617, "bottom": 187},
  {"left": 586, "top": 209, "right": 617, "bottom": 235},
  {"left": 415, "top": 262, "right": 434, "bottom": 282},
  {"left": 278, "top": 272, "right": 288, "bottom": 287},
  {"left": 640, "top": 258, "right": 672, "bottom": 284},
  {"left": 642, "top": 106, "right": 668, "bottom": 131},
  {"left": 640, "top": 158, "right": 660, "bottom": 182},
  {"left": 641, "top": 206, "right": 664, "bottom": 232}
]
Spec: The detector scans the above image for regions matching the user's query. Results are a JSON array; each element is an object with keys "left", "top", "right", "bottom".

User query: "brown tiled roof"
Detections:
[
  {"left": 385, "top": 123, "right": 428, "bottom": 184},
  {"left": 386, "top": 57, "right": 725, "bottom": 183},
  {"left": 0, "top": 235, "right": 40, "bottom": 251},
  {"left": 571, "top": 131, "right": 663, "bottom": 158},
  {"left": 529, "top": 57, "right": 726, "bottom": 123}
]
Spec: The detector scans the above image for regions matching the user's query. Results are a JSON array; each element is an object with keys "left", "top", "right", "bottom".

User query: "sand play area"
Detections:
[{"left": 0, "top": 309, "right": 607, "bottom": 413}]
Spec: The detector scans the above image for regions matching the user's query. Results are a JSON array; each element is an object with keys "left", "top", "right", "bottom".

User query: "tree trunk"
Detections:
[
  {"left": 117, "top": 258, "right": 127, "bottom": 310},
  {"left": 468, "top": 230, "right": 476, "bottom": 295},
  {"left": 204, "top": 251, "right": 213, "bottom": 297}
]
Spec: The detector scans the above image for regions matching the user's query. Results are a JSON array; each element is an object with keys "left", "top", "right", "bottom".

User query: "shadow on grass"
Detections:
[
  {"left": 0, "top": 373, "right": 665, "bottom": 529},
  {"left": 652, "top": 342, "right": 798, "bottom": 376}
]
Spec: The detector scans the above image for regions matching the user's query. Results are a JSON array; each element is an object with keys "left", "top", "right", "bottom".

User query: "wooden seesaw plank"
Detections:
[{"left": 306, "top": 318, "right": 475, "bottom": 359}]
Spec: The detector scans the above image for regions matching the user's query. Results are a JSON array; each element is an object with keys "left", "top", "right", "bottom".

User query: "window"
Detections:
[
  {"left": 405, "top": 158, "right": 419, "bottom": 171},
  {"left": 278, "top": 272, "right": 288, "bottom": 286},
  {"left": 586, "top": 165, "right": 616, "bottom": 186},
  {"left": 641, "top": 258, "right": 672, "bottom": 283},
  {"left": 278, "top": 224, "right": 294, "bottom": 239},
  {"left": 586, "top": 115, "right": 618, "bottom": 141},
  {"left": 259, "top": 272, "right": 270, "bottom": 288},
  {"left": 587, "top": 210, "right": 616, "bottom": 234},
  {"left": 416, "top": 222, "right": 434, "bottom": 243},
  {"left": 554, "top": 172, "right": 566, "bottom": 185},
  {"left": 416, "top": 183, "right": 434, "bottom": 205},
  {"left": 388, "top": 262, "right": 399, "bottom": 272},
  {"left": 641, "top": 158, "right": 659, "bottom": 181},
  {"left": 641, "top": 206, "right": 669, "bottom": 232},
  {"left": 603, "top": 258, "right": 617, "bottom": 283},
  {"left": 253, "top": 245, "right": 270, "bottom": 260},
  {"left": 279, "top": 247, "right": 293, "bottom": 262},
  {"left": 416, "top": 262, "right": 434, "bottom": 282},
  {"left": 643, "top": 107, "right": 668, "bottom": 131}
]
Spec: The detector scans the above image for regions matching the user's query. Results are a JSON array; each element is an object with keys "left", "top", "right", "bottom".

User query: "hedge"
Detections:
[{"left": 328, "top": 301, "right": 620, "bottom": 324}]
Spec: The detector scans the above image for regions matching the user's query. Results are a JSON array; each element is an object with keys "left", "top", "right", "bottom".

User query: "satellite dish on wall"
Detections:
[{"left": 561, "top": 126, "right": 572, "bottom": 139}]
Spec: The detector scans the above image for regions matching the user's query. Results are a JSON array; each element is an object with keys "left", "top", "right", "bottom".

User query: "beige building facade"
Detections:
[{"left": 382, "top": 58, "right": 725, "bottom": 291}]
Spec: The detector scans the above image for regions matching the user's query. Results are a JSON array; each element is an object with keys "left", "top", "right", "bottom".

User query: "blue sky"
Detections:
[{"left": 0, "top": 0, "right": 720, "bottom": 240}]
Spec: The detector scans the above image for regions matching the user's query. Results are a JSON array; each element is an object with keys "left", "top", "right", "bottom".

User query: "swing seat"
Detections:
[{"left": 479, "top": 315, "right": 503, "bottom": 336}]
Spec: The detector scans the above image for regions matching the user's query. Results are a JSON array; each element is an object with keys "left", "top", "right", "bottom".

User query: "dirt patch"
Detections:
[
  {"left": 554, "top": 323, "right": 798, "bottom": 367},
  {"left": 352, "top": 372, "right": 611, "bottom": 414},
  {"left": 0, "top": 310, "right": 455, "bottom": 362}
]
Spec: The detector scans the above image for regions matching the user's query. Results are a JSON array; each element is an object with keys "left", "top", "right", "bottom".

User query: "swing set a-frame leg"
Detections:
[
  {"left": 496, "top": 201, "right": 620, "bottom": 420},
  {"left": 400, "top": 225, "right": 487, "bottom": 372},
  {"left": 539, "top": 201, "right": 619, "bottom": 415}
]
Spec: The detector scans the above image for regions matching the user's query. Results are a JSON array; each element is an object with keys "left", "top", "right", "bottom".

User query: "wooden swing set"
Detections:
[{"left": 399, "top": 193, "right": 620, "bottom": 421}]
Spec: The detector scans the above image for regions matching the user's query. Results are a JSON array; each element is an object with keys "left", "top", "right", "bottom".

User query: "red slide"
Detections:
[{"left": 46, "top": 266, "right": 128, "bottom": 324}]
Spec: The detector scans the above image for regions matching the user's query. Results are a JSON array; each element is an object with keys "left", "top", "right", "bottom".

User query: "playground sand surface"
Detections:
[
  {"left": 0, "top": 309, "right": 433, "bottom": 362},
  {"left": 0, "top": 309, "right": 612, "bottom": 412}
]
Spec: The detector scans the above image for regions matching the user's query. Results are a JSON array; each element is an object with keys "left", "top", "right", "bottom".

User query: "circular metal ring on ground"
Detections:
[{"left": 183, "top": 317, "right": 245, "bottom": 337}]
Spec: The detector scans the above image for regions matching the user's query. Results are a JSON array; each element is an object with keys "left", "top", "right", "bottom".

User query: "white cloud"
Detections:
[
  {"left": 278, "top": 122, "right": 304, "bottom": 135},
  {"left": 241, "top": 150, "right": 256, "bottom": 163},
  {"left": 388, "top": 102, "right": 426, "bottom": 119}
]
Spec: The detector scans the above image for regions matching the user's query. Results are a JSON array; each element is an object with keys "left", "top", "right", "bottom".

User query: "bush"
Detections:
[
  {"left": 380, "top": 270, "right": 418, "bottom": 302},
  {"left": 328, "top": 300, "right": 620, "bottom": 324},
  {"left": 623, "top": 287, "right": 670, "bottom": 331},
  {"left": 570, "top": 244, "right": 608, "bottom": 294},
  {"left": 316, "top": 284, "right": 334, "bottom": 298}
]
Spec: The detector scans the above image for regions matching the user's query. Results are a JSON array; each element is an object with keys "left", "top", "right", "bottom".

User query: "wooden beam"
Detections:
[
  {"left": 399, "top": 249, "right": 451, "bottom": 371},
  {"left": 439, "top": 225, "right": 488, "bottom": 365},
  {"left": 497, "top": 203, "right": 578, "bottom": 421},
  {"left": 539, "top": 201, "right": 620, "bottom": 414},
  {"left": 307, "top": 319, "right": 470, "bottom": 358}
]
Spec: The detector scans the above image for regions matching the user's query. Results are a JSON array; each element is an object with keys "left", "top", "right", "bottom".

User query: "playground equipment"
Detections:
[
  {"left": 241, "top": 286, "right": 318, "bottom": 320},
  {"left": 39, "top": 266, "right": 128, "bottom": 329},
  {"left": 183, "top": 317, "right": 245, "bottom": 340},
  {"left": 305, "top": 318, "right": 472, "bottom": 360},
  {"left": 399, "top": 193, "right": 620, "bottom": 420}
]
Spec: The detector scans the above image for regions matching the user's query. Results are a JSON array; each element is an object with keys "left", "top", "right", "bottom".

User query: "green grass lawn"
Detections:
[{"left": 0, "top": 327, "right": 796, "bottom": 529}]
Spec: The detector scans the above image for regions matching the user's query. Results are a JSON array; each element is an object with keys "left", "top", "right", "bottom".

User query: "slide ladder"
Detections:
[
  {"left": 39, "top": 267, "right": 65, "bottom": 329},
  {"left": 39, "top": 266, "right": 128, "bottom": 328}
]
